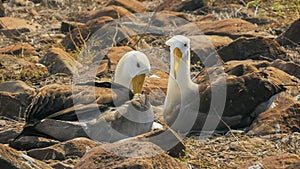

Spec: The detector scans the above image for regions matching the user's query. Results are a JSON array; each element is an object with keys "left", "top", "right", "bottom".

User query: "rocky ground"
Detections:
[{"left": 0, "top": 0, "right": 299, "bottom": 168}]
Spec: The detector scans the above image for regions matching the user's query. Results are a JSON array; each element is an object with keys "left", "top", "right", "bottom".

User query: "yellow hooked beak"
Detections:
[
  {"left": 173, "top": 47, "right": 182, "bottom": 79},
  {"left": 132, "top": 74, "right": 146, "bottom": 94}
]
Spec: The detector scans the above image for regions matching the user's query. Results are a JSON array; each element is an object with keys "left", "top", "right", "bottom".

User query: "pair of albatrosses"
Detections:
[{"left": 12, "top": 35, "right": 285, "bottom": 148}]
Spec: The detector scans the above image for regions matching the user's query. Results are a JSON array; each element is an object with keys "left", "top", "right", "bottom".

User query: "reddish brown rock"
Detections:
[
  {"left": 243, "top": 153, "right": 300, "bottom": 169},
  {"left": 206, "top": 35, "right": 233, "bottom": 48},
  {"left": 107, "top": 0, "right": 146, "bottom": 13},
  {"left": 105, "top": 46, "right": 133, "bottom": 70},
  {"left": 76, "top": 5, "right": 133, "bottom": 23},
  {"left": 0, "top": 43, "right": 37, "bottom": 56},
  {"left": 126, "top": 129, "right": 186, "bottom": 158},
  {"left": 277, "top": 18, "right": 300, "bottom": 46},
  {"left": 271, "top": 59, "right": 300, "bottom": 79},
  {"left": 144, "top": 72, "right": 168, "bottom": 106},
  {"left": 194, "top": 18, "right": 257, "bottom": 35},
  {"left": 0, "top": 143, "right": 52, "bottom": 169},
  {"left": 27, "top": 138, "right": 99, "bottom": 160},
  {"left": 74, "top": 140, "right": 189, "bottom": 169},
  {"left": 40, "top": 47, "right": 81, "bottom": 75},
  {"left": 0, "top": 17, "right": 41, "bottom": 38},
  {"left": 248, "top": 93, "right": 300, "bottom": 136},
  {"left": 218, "top": 37, "right": 287, "bottom": 62}
]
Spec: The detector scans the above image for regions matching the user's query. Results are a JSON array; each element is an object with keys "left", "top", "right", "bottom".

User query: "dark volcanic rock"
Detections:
[
  {"left": 249, "top": 92, "right": 300, "bottom": 135},
  {"left": 9, "top": 136, "right": 60, "bottom": 151},
  {"left": 218, "top": 37, "right": 287, "bottom": 62},
  {"left": 0, "top": 80, "right": 35, "bottom": 119},
  {"left": 277, "top": 18, "right": 300, "bottom": 46},
  {"left": 271, "top": 59, "right": 300, "bottom": 79},
  {"left": 74, "top": 140, "right": 189, "bottom": 169},
  {"left": 0, "top": 1, "right": 4, "bottom": 17},
  {"left": 158, "top": 0, "right": 204, "bottom": 12},
  {"left": 40, "top": 47, "right": 81, "bottom": 75},
  {"left": 61, "top": 21, "right": 85, "bottom": 34}
]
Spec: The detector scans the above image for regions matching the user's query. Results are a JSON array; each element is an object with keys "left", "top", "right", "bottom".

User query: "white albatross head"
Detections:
[
  {"left": 114, "top": 51, "right": 151, "bottom": 94},
  {"left": 165, "top": 35, "right": 191, "bottom": 79}
]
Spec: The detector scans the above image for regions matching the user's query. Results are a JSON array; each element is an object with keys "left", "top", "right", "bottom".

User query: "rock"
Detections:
[
  {"left": 61, "top": 16, "right": 114, "bottom": 50},
  {"left": 27, "top": 137, "right": 99, "bottom": 160},
  {"left": 0, "top": 92, "right": 33, "bottom": 119},
  {"left": 144, "top": 71, "right": 168, "bottom": 106},
  {"left": 61, "top": 21, "right": 85, "bottom": 34},
  {"left": 271, "top": 59, "right": 300, "bottom": 79},
  {"left": 194, "top": 18, "right": 257, "bottom": 36},
  {"left": 0, "top": 143, "right": 52, "bottom": 169},
  {"left": 0, "top": 80, "right": 35, "bottom": 119},
  {"left": 40, "top": 47, "right": 81, "bottom": 75},
  {"left": 0, "top": 17, "right": 41, "bottom": 38},
  {"left": 74, "top": 140, "right": 189, "bottom": 169},
  {"left": 244, "top": 153, "right": 300, "bottom": 169},
  {"left": 107, "top": 0, "right": 146, "bottom": 13},
  {"left": 249, "top": 92, "right": 300, "bottom": 136},
  {"left": 0, "top": 54, "right": 48, "bottom": 82},
  {"left": 150, "top": 11, "right": 191, "bottom": 27},
  {"left": 0, "top": 117, "right": 24, "bottom": 144},
  {"left": 0, "top": 129, "right": 21, "bottom": 144},
  {"left": 277, "top": 18, "right": 300, "bottom": 46},
  {"left": 91, "top": 46, "right": 133, "bottom": 72},
  {"left": 50, "top": 161, "right": 73, "bottom": 169},
  {"left": 0, "top": 1, "right": 4, "bottom": 17},
  {"left": 0, "top": 43, "right": 37, "bottom": 56},
  {"left": 157, "top": 0, "right": 204, "bottom": 12},
  {"left": 124, "top": 129, "right": 186, "bottom": 158},
  {"left": 0, "top": 80, "right": 35, "bottom": 94},
  {"left": 76, "top": 5, "right": 133, "bottom": 23},
  {"left": 9, "top": 136, "right": 60, "bottom": 150},
  {"left": 218, "top": 37, "right": 287, "bottom": 62},
  {"left": 206, "top": 35, "right": 233, "bottom": 49}
]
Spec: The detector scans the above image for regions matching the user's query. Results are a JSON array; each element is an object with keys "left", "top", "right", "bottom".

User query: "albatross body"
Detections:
[
  {"left": 11, "top": 51, "right": 153, "bottom": 149},
  {"left": 163, "top": 35, "right": 285, "bottom": 134}
]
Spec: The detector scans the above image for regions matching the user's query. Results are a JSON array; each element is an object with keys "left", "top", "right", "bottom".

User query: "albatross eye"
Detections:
[
  {"left": 184, "top": 43, "right": 187, "bottom": 47},
  {"left": 137, "top": 62, "right": 140, "bottom": 68}
]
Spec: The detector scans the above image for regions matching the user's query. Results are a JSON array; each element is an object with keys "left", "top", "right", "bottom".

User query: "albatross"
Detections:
[
  {"left": 11, "top": 51, "right": 153, "bottom": 149},
  {"left": 163, "top": 35, "right": 285, "bottom": 135}
]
